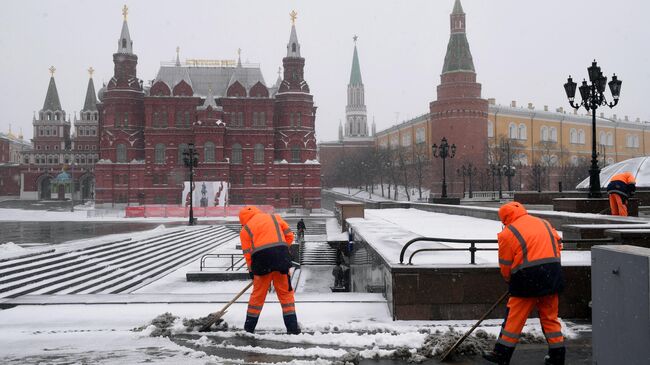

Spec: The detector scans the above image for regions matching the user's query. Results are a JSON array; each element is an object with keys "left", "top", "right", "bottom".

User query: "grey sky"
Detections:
[{"left": 1, "top": 0, "right": 649, "bottom": 142}]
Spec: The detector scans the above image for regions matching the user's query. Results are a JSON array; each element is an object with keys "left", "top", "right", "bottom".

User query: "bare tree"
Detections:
[{"left": 412, "top": 142, "right": 430, "bottom": 200}]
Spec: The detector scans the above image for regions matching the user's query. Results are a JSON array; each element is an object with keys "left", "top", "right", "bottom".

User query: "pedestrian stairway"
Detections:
[
  {"left": 0, "top": 225, "right": 238, "bottom": 298},
  {"left": 300, "top": 241, "right": 339, "bottom": 265}
]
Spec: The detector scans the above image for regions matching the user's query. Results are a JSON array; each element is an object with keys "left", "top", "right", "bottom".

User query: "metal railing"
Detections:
[
  {"left": 399, "top": 236, "right": 614, "bottom": 265},
  {"left": 200, "top": 253, "right": 246, "bottom": 271}
]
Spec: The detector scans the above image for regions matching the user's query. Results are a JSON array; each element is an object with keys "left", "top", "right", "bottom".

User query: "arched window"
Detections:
[
  {"left": 204, "top": 142, "right": 215, "bottom": 162},
  {"left": 175, "top": 111, "right": 183, "bottom": 127},
  {"left": 254, "top": 143, "right": 264, "bottom": 164},
  {"left": 541, "top": 126, "right": 549, "bottom": 141},
  {"left": 578, "top": 129, "right": 585, "bottom": 144},
  {"left": 550, "top": 127, "right": 558, "bottom": 142},
  {"left": 570, "top": 128, "right": 577, "bottom": 144},
  {"left": 599, "top": 131, "right": 606, "bottom": 145},
  {"left": 291, "top": 145, "right": 301, "bottom": 163},
  {"left": 518, "top": 124, "right": 527, "bottom": 140},
  {"left": 178, "top": 143, "right": 188, "bottom": 165},
  {"left": 508, "top": 123, "right": 517, "bottom": 139},
  {"left": 155, "top": 143, "right": 165, "bottom": 164},
  {"left": 116, "top": 143, "right": 127, "bottom": 163},
  {"left": 231, "top": 143, "right": 242, "bottom": 164},
  {"left": 184, "top": 111, "right": 191, "bottom": 126},
  {"left": 487, "top": 121, "right": 494, "bottom": 138},
  {"left": 607, "top": 132, "right": 613, "bottom": 146}
]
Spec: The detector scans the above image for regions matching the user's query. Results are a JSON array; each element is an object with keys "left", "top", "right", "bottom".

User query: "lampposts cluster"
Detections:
[
  {"left": 564, "top": 60, "right": 622, "bottom": 198},
  {"left": 457, "top": 163, "right": 477, "bottom": 198},
  {"left": 500, "top": 140, "right": 516, "bottom": 191},
  {"left": 432, "top": 137, "right": 456, "bottom": 198},
  {"left": 182, "top": 143, "right": 199, "bottom": 226}
]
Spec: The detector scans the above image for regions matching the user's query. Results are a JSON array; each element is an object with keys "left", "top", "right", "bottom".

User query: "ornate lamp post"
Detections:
[
  {"left": 458, "top": 163, "right": 477, "bottom": 199},
  {"left": 182, "top": 143, "right": 199, "bottom": 226},
  {"left": 432, "top": 137, "right": 456, "bottom": 198},
  {"left": 564, "top": 60, "right": 622, "bottom": 198},
  {"left": 500, "top": 140, "right": 516, "bottom": 191}
]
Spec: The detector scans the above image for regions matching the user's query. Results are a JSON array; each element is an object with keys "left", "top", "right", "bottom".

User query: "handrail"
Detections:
[
  {"left": 200, "top": 253, "right": 245, "bottom": 271},
  {"left": 399, "top": 236, "right": 615, "bottom": 265},
  {"left": 399, "top": 237, "right": 496, "bottom": 264}
]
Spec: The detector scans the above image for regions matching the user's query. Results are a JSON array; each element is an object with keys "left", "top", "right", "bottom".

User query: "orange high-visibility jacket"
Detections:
[
  {"left": 610, "top": 172, "right": 636, "bottom": 185},
  {"left": 497, "top": 202, "right": 564, "bottom": 297},
  {"left": 239, "top": 206, "right": 294, "bottom": 274}
]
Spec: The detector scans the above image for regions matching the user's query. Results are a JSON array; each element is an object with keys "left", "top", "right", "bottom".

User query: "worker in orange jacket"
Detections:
[
  {"left": 239, "top": 206, "right": 299, "bottom": 334},
  {"left": 483, "top": 202, "right": 565, "bottom": 365},
  {"left": 607, "top": 172, "right": 636, "bottom": 216}
]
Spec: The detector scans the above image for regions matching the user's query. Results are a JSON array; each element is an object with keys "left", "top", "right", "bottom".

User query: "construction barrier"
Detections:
[{"left": 124, "top": 205, "right": 274, "bottom": 218}]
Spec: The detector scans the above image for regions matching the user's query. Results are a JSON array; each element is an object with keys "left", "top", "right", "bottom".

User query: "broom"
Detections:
[
  {"left": 440, "top": 291, "right": 509, "bottom": 362},
  {"left": 199, "top": 281, "right": 254, "bottom": 332}
]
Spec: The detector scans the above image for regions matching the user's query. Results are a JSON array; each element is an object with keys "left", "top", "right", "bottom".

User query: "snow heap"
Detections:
[{"left": 0, "top": 242, "right": 27, "bottom": 260}]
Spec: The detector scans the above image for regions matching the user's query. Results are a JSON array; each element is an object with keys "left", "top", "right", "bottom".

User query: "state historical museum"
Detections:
[{"left": 94, "top": 9, "right": 320, "bottom": 208}]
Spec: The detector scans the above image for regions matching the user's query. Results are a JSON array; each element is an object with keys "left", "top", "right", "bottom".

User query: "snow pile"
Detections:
[
  {"left": 134, "top": 312, "right": 229, "bottom": 337},
  {"left": 0, "top": 242, "right": 27, "bottom": 260},
  {"left": 410, "top": 328, "right": 493, "bottom": 362}
]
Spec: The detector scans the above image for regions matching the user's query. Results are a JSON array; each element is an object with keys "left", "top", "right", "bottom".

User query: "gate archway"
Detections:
[
  {"left": 79, "top": 174, "right": 95, "bottom": 201},
  {"left": 37, "top": 175, "right": 53, "bottom": 200}
]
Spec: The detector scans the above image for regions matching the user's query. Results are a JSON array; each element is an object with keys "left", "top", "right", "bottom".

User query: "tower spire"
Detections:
[
  {"left": 442, "top": 0, "right": 474, "bottom": 74},
  {"left": 82, "top": 68, "right": 98, "bottom": 112},
  {"left": 117, "top": 5, "right": 134, "bottom": 54},
  {"left": 286, "top": 10, "right": 301, "bottom": 58},
  {"left": 43, "top": 66, "right": 62, "bottom": 111},
  {"left": 349, "top": 35, "right": 363, "bottom": 85},
  {"left": 345, "top": 36, "right": 368, "bottom": 138}
]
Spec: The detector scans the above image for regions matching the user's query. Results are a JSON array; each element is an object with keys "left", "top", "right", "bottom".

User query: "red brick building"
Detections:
[{"left": 94, "top": 10, "right": 320, "bottom": 208}]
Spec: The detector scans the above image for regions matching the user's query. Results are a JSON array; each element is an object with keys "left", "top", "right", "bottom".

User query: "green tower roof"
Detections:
[
  {"left": 82, "top": 77, "right": 98, "bottom": 111},
  {"left": 42, "top": 76, "right": 62, "bottom": 111},
  {"left": 453, "top": 0, "right": 464, "bottom": 14},
  {"left": 349, "top": 44, "right": 363, "bottom": 85},
  {"left": 441, "top": 33, "right": 475, "bottom": 74}
]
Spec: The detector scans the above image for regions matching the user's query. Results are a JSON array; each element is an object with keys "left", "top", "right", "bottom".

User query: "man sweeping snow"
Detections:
[
  {"left": 239, "top": 206, "right": 300, "bottom": 335},
  {"left": 483, "top": 202, "right": 565, "bottom": 365}
]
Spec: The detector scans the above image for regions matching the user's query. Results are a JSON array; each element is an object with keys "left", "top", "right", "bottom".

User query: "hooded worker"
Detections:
[
  {"left": 607, "top": 172, "right": 636, "bottom": 216},
  {"left": 239, "top": 206, "right": 299, "bottom": 334},
  {"left": 483, "top": 202, "right": 565, "bottom": 365}
]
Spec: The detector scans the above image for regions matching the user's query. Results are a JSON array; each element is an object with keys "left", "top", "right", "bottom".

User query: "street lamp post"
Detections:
[
  {"left": 182, "top": 143, "right": 199, "bottom": 226},
  {"left": 70, "top": 162, "right": 75, "bottom": 212},
  {"left": 432, "top": 137, "right": 456, "bottom": 199},
  {"left": 564, "top": 60, "right": 622, "bottom": 198},
  {"left": 500, "top": 141, "right": 515, "bottom": 191},
  {"left": 458, "top": 163, "right": 477, "bottom": 199}
]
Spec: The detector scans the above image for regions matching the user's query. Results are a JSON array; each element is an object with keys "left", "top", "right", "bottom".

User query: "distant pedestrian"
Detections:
[
  {"left": 606, "top": 172, "right": 636, "bottom": 216},
  {"left": 296, "top": 218, "right": 306, "bottom": 243},
  {"left": 483, "top": 202, "right": 565, "bottom": 365}
]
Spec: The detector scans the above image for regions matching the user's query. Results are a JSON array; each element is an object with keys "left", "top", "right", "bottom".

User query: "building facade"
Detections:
[
  {"left": 0, "top": 127, "right": 31, "bottom": 196},
  {"left": 92, "top": 9, "right": 320, "bottom": 208}
]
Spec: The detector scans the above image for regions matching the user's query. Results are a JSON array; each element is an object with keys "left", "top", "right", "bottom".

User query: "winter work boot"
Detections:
[
  {"left": 544, "top": 347, "right": 566, "bottom": 365},
  {"left": 482, "top": 343, "right": 514, "bottom": 365},
  {"left": 244, "top": 315, "right": 258, "bottom": 334},
  {"left": 283, "top": 313, "right": 301, "bottom": 335}
]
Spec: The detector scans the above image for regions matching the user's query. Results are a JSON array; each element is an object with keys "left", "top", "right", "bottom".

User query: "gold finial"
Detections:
[
  {"left": 353, "top": 35, "right": 358, "bottom": 43},
  {"left": 122, "top": 4, "right": 128, "bottom": 21},
  {"left": 289, "top": 10, "right": 297, "bottom": 25},
  {"left": 49, "top": 66, "right": 56, "bottom": 77},
  {"left": 88, "top": 67, "right": 95, "bottom": 77}
]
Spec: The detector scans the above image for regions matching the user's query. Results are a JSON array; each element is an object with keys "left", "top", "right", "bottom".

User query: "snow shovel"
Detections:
[
  {"left": 440, "top": 290, "right": 509, "bottom": 362},
  {"left": 199, "top": 281, "right": 254, "bottom": 332}
]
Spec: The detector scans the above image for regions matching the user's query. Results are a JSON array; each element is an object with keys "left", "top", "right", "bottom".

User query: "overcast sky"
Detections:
[{"left": 2, "top": 0, "right": 649, "bottom": 142}]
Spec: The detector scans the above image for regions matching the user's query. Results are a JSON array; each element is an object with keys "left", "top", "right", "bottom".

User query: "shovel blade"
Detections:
[{"left": 198, "top": 311, "right": 226, "bottom": 332}]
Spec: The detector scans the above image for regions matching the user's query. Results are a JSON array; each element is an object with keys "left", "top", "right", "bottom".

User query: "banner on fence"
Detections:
[{"left": 182, "top": 181, "right": 229, "bottom": 208}]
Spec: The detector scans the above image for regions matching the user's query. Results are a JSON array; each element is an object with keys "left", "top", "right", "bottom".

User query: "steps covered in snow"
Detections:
[{"left": 300, "top": 241, "right": 339, "bottom": 265}]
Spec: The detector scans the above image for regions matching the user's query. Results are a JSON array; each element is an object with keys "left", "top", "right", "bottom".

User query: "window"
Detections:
[
  {"left": 401, "top": 134, "right": 411, "bottom": 147},
  {"left": 155, "top": 143, "right": 165, "bottom": 164},
  {"left": 162, "top": 111, "right": 168, "bottom": 127},
  {"left": 550, "top": 127, "right": 558, "bottom": 142},
  {"left": 515, "top": 153, "right": 528, "bottom": 166},
  {"left": 508, "top": 123, "right": 517, "bottom": 139},
  {"left": 178, "top": 143, "right": 188, "bottom": 165},
  {"left": 570, "top": 129, "right": 577, "bottom": 144},
  {"left": 252, "top": 174, "right": 267, "bottom": 185},
  {"left": 291, "top": 145, "right": 301, "bottom": 163},
  {"left": 518, "top": 124, "right": 527, "bottom": 140},
  {"left": 116, "top": 143, "right": 127, "bottom": 163},
  {"left": 599, "top": 131, "right": 606, "bottom": 145},
  {"left": 185, "top": 111, "right": 191, "bottom": 127},
  {"left": 541, "top": 126, "right": 549, "bottom": 141},
  {"left": 607, "top": 132, "right": 613, "bottom": 146},
  {"left": 260, "top": 112, "right": 266, "bottom": 126},
  {"left": 416, "top": 127, "right": 426, "bottom": 144},
  {"left": 578, "top": 129, "right": 585, "bottom": 144},
  {"left": 124, "top": 112, "right": 129, "bottom": 127},
  {"left": 487, "top": 121, "right": 494, "bottom": 138},
  {"left": 231, "top": 143, "right": 242, "bottom": 164},
  {"left": 53, "top": 128, "right": 57, "bottom": 136},
  {"left": 204, "top": 142, "right": 215, "bottom": 162},
  {"left": 175, "top": 111, "right": 183, "bottom": 127},
  {"left": 253, "top": 144, "right": 264, "bottom": 163},
  {"left": 297, "top": 113, "right": 301, "bottom": 127}
]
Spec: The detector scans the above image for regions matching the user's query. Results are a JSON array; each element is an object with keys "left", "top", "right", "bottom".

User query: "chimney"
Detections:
[
  {"left": 527, "top": 102, "right": 534, "bottom": 110},
  {"left": 544, "top": 105, "right": 548, "bottom": 112},
  {"left": 511, "top": 100, "right": 517, "bottom": 108},
  {"left": 488, "top": 98, "right": 496, "bottom": 105}
]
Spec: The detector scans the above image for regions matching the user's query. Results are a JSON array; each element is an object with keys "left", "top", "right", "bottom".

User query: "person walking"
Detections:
[
  {"left": 239, "top": 206, "right": 300, "bottom": 334},
  {"left": 483, "top": 202, "right": 565, "bottom": 365},
  {"left": 296, "top": 218, "right": 306, "bottom": 243},
  {"left": 607, "top": 172, "right": 636, "bottom": 216}
]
